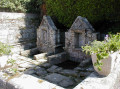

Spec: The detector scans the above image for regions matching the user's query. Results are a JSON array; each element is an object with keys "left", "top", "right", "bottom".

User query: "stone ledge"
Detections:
[
  {"left": 0, "top": 54, "right": 120, "bottom": 89},
  {"left": 48, "top": 52, "right": 68, "bottom": 65},
  {"left": 0, "top": 74, "right": 64, "bottom": 89},
  {"left": 0, "top": 12, "right": 39, "bottom": 20},
  {"left": 73, "top": 54, "right": 120, "bottom": 89},
  {"left": 0, "top": 77, "right": 6, "bottom": 89}
]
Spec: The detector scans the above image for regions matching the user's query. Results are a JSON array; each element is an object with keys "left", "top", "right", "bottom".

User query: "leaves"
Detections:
[
  {"left": 0, "top": 42, "right": 12, "bottom": 56},
  {"left": 46, "top": 0, "right": 120, "bottom": 28},
  {"left": 0, "top": 0, "right": 42, "bottom": 13},
  {"left": 82, "top": 33, "right": 120, "bottom": 71}
]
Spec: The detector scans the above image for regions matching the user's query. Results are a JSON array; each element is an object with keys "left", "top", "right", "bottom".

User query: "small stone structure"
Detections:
[
  {"left": 65, "top": 16, "right": 97, "bottom": 62},
  {"left": 37, "top": 16, "right": 60, "bottom": 54},
  {"left": 0, "top": 14, "right": 120, "bottom": 89}
]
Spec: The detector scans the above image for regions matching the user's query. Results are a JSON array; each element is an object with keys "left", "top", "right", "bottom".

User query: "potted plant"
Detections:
[{"left": 82, "top": 33, "right": 120, "bottom": 76}]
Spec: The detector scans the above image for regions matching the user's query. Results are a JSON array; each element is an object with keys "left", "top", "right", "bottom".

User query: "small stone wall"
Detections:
[
  {"left": 65, "top": 16, "right": 98, "bottom": 62},
  {"left": 0, "top": 12, "right": 40, "bottom": 54}
]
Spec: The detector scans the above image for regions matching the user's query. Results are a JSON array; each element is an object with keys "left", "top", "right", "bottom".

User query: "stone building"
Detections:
[
  {"left": 37, "top": 16, "right": 60, "bottom": 54},
  {"left": 65, "top": 16, "right": 97, "bottom": 62}
]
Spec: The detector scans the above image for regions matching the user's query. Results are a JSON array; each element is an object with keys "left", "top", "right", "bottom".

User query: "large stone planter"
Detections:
[{"left": 91, "top": 51, "right": 119, "bottom": 76}]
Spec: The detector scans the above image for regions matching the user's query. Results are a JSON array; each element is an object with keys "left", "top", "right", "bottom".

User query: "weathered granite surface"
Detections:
[
  {"left": 74, "top": 53, "right": 120, "bottom": 89},
  {"left": 37, "top": 15, "right": 60, "bottom": 54},
  {"left": 48, "top": 52, "right": 67, "bottom": 65},
  {"left": 0, "top": 12, "right": 40, "bottom": 54},
  {"left": 0, "top": 53, "right": 94, "bottom": 89},
  {"left": 1, "top": 74, "right": 64, "bottom": 89},
  {"left": 65, "top": 16, "right": 98, "bottom": 62},
  {"left": 0, "top": 52, "right": 120, "bottom": 89}
]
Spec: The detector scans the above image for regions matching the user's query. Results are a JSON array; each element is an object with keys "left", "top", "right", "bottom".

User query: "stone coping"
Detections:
[
  {"left": 0, "top": 12, "right": 39, "bottom": 19},
  {"left": 0, "top": 74, "right": 64, "bottom": 89},
  {"left": 74, "top": 54, "right": 120, "bottom": 89},
  {"left": 1, "top": 67, "right": 119, "bottom": 89}
]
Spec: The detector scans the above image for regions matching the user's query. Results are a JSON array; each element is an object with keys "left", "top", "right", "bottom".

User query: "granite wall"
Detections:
[
  {"left": 37, "top": 16, "right": 61, "bottom": 54},
  {"left": 0, "top": 12, "right": 40, "bottom": 54},
  {"left": 65, "top": 16, "right": 98, "bottom": 62}
]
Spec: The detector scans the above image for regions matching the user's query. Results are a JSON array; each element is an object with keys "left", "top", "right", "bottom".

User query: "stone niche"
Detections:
[
  {"left": 65, "top": 16, "right": 98, "bottom": 62},
  {"left": 37, "top": 16, "right": 60, "bottom": 54}
]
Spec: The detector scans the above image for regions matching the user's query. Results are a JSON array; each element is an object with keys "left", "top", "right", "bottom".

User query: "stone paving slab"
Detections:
[
  {"left": 0, "top": 74, "right": 64, "bottom": 89},
  {"left": 0, "top": 53, "right": 120, "bottom": 89},
  {"left": 0, "top": 53, "right": 95, "bottom": 89},
  {"left": 0, "top": 77, "right": 6, "bottom": 89}
]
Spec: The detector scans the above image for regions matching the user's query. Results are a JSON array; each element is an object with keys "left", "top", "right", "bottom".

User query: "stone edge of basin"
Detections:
[
  {"left": 0, "top": 74, "right": 64, "bottom": 89},
  {"left": 1, "top": 66, "right": 119, "bottom": 89},
  {"left": 0, "top": 54, "right": 120, "bottom": 89},
  {"left": 73, "top": 54, "right": 120, "bottom": 89}
]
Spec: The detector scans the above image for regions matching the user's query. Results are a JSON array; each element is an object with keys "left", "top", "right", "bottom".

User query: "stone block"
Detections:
[
  {"left": 47, "top": 65, "right": 62, "bottom": 73},
  {"left": 18, "top": 62, "right": 36, "bottom": 68},
  {"left": 40, "top": 63, "right": 51, "bottom": 68},
  {"left": 7, "top": 74, "right": 64, "bottom": 89},
  {"left": 60, "top": 69, "right": 78, "bottom": 77},
  {"left": 0, "top": 77, "right": 6, "bottom": 89},
  {"left": 79, "top": 58, "right": 92, "bottom": 67},
  {"left": 34, "top": 53, "right": 47, "bottom": 60},
  {"left": 48, "top": 52, "right": 67, "bottom": 65},
  {"left": 45, "top": 73, "right": 75, "bottom": 87},
  {"left": 35, "top": 67, "right": 47, "bottom": 76},
  {"left": 20, "top": 48, "right": 39, "bottom": 57}
]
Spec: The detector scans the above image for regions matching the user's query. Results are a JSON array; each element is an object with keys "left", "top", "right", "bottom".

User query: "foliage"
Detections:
[
  {"left": 0, "top": 42, "right": 12, "bottom": 56},
  {"left": 82, "top": 33, "right": 120, "bottom": 71},
  {"left": 0, "top": 0, "right": 43, "bottom": 13},
  {"left": 7, "top": 59, "right": 17, "bottom": 74},
  {"left": 7, "top": 58, "right": 16, "bottom": 65},
  {"left": 46, "top": 0, "right": 120, "bottom": 28},
  {"left": 9, "top": 68, "right": 18, "bottom": 74}
]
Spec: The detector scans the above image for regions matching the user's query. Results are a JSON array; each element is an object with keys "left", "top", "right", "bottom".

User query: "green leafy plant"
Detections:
[
  {"left": 0, "top": 0, "right": 43, "bottom": 13},
  {"left": 0, "top": 42, "right": 12, "bottom": 56},
  {"left": 46, "top": 0, "right": 120, "bottom": 28},
  {"left": 82, "top": 33, "right": 120, "bottom": 71},
  {"left": 9, "top": 68, "right": 18, "bottom": 74},
  {"left": 7, "top": 58, "right": 16, "bottom": 65}
]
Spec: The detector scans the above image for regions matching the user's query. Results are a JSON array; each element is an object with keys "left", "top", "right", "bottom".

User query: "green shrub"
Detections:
[
  {"left": 0, "top": 0, "right": 43, "bottom": 13},
  {"left": 0, "top": 42, "right": 12, "bottom": 56},
  {"left": 46, "top": 0, "right": 120, "bottom": 28},
  {"left": 82, "top": 33, "right": 120, "bottom": 71}
]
